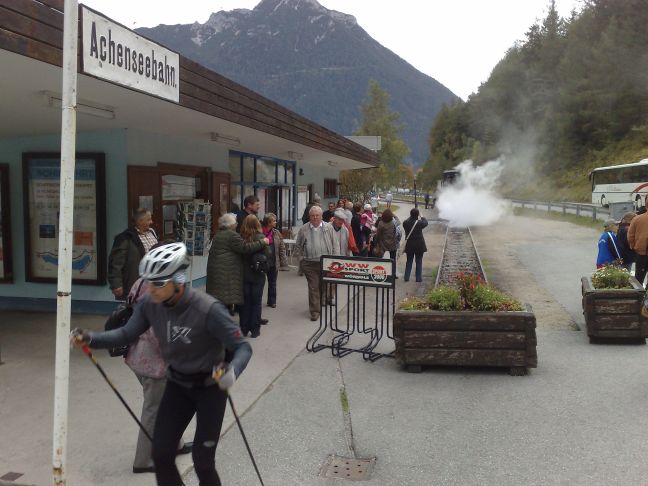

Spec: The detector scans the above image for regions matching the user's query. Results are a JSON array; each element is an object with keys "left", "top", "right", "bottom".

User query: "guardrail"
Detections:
[
  {"left": 511, "top": 199, "right": 609, "bottom": 221},
  {"left": 393, "top": 195, "right": 613, "bottom": 221}
]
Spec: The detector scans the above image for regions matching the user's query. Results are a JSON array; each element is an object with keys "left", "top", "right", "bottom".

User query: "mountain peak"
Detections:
[
  {"left": 254, "top": 0, "right": 357, "bottom": 25},
  {"left": 136, "top": 0, "right": 458, "bottom": 166}
]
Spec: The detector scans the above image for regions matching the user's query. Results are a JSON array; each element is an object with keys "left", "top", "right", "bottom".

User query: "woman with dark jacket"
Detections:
[
  {"left": 375, "top": 208, "right": 399, "bottom": 259},
  {"left": 402, "top": 208, "right": 428, "bottom": 282},
  {"left": 206, "top": 213, "right": 268, "bottom": 314},
  {"left": 240, "top": 215, "right": 272, "bottom": 338},
  {"left": 617, "top": 211, "right": 636, "bottom": 271},
  {"left": 261, "top": 213, "right": 288, "bottom": 308}
]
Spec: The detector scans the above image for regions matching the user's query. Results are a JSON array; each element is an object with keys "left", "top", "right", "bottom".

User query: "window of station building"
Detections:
[
  {"left": 257, "top": 158, "right": 276, "bottom": 183},
  {"left": 229, "top": 154, "right": 241, "bottom": 182},
  {"left": 324, "top": 178, "right": 338, "bottom": 198},
  {"left": 229, "top": 151, "right": 297, "bottom": 231}
]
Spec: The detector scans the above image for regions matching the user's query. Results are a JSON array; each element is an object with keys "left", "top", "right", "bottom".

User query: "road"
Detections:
[{"left": 189, "top": 204, "right": 648, "bottom": 485}]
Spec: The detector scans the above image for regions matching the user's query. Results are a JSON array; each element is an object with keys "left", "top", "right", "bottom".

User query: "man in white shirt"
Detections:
[
  {"left": 331, "top": 209, "right": 352, "bottom": 257},
  {"left": 385, "top": 191, "right": 393, "bottom": 209},
  {"left": 294, "top": 206, "right": 337, "bottom": 321}
]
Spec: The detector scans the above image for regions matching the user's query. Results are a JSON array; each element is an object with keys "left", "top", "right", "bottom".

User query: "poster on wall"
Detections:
[
  {"left": 23, "top": 153, "right": 106, "bottom": 285},
  {"left": 0, "top": 164, "right": 13, "bottom": 282}
]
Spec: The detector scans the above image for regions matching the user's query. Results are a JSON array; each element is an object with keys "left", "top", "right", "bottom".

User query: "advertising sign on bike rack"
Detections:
[{"left": 321, "top": 255, "right": 395, "bottom": 288}]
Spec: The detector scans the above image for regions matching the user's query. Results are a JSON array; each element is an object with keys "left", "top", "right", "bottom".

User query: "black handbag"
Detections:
[
  {"left": 251, "top": 251, "right": 269, "bottom": 273},
  {"left": 104, "top": 303, "right": 134, "bottom": 357},
  {"left": 104, "top": 280, "right": 143, "bottom": 357}
]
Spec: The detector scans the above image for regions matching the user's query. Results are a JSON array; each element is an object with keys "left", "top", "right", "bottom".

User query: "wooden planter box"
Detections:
[
  {"left": 393, "top": 306, "right": 537, "bottom": 375},
  {"left": 581, "top": 276, "right": 648, "bottom": 344}
]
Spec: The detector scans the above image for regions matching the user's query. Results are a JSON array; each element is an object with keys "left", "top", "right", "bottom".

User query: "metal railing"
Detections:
[{"left": 510, "top": 199, "right": 610, "bottom": 221}]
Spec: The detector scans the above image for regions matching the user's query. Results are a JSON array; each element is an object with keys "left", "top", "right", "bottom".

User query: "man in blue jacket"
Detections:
[{"left": 596, "top": 219, "right": 621, "bottom": 268}]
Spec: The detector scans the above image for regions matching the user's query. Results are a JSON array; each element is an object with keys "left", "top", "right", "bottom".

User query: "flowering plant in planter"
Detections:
[
  {"left": 591, "top": 265, "right": 632, "bottom": 290},
  {"left": 395, "top": 272, "right": 536, "bottom": 374},
  {"left": 399, "top": 272, "right": 523, "bottom": 312}
]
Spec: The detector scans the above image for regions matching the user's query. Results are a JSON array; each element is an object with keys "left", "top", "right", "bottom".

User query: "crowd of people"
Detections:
[
  {"left": 85, "top": 191, "right": 430, "bottom": 485},
  {"left": 595, "top": 208, "right": 648, "bottom": 286}
]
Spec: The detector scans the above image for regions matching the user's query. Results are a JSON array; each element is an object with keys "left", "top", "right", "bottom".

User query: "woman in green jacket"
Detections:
[{"left": 206, "top": 213, "right": 268, "bottom": 313}]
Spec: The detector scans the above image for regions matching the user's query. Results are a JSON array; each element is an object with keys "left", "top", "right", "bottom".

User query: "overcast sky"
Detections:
[{"left": 81, "top": 0, "right": 584, "bottom": 100}]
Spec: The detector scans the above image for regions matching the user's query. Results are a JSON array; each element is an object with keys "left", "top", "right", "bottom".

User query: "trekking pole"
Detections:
[
  {"left": 227, "top": 392, "right": 265, "bottom": 486},
  {"left": 80, "top": 344, "right": 153, "bottom": 443}
]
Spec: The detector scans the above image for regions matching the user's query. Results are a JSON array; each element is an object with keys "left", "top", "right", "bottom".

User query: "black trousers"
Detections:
[
  {"left": 635, "top": 254, "right": 648, "bottom": 287},
  {"left": 153, "top": 380, "right": 227, "bottom": 486}
]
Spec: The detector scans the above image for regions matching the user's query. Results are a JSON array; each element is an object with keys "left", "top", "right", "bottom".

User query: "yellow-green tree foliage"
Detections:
[{"left": 354, "top": 79, "right": 410, "bottom": 188}]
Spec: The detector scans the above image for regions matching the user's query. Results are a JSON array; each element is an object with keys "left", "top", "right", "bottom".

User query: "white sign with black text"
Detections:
[
  {"left": 321, "top": 255, "right": 395, "bottom": 288},
  {"left": 81, "top": 6, "right": 180, "bottom": 103}
]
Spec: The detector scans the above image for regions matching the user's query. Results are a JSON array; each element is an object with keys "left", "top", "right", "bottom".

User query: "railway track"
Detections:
[{"left": 435, "top": 225, "right": 486, "bottom": 286}]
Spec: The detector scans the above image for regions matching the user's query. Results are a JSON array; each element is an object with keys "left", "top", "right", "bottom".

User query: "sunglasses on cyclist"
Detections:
[{"left": 147, "top": 279, "right": 173, "bottom": 288}]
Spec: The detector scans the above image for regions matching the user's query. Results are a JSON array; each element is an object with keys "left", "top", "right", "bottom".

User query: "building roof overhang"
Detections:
[{"left": 0, "top": 0, "right": 379, "bottom": 170}]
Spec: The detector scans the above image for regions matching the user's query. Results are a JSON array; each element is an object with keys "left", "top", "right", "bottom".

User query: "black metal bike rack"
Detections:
[{"left": 306, "top": 255, "right": 395, "bottom": 361}]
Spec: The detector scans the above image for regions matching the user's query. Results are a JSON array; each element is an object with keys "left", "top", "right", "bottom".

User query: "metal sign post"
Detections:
[{"left": 53, "top": 1, "right": 79, "bottom": 484}]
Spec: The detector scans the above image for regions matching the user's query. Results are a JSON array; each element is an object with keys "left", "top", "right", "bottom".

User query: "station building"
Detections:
[{"left": 0, "top": 0, "right": 377, "bottom": 312}]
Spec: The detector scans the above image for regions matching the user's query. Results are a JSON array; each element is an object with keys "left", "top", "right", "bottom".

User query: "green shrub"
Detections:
[
  {"left": 591, "top": 265, "right": 632, "bottom": 289},
  {"left": 399, "top": 273, "right": 524, "bottom": 312},
  {"left": 468, "top": 285, "right": 524, "bottom": 312},
  {"left": 399, "top": 297, "right": 429, "bottom": 311},
  {"left": 426, "top": 286, "right": 462, "bottom": 311}
]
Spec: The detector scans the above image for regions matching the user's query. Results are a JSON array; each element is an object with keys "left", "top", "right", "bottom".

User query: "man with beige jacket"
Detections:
[
  {"left": 294, "top": 205, "right": 337, "bottom": 321},
  {"left": 628, "top": 209, "right": 648, "bottom": 286}
]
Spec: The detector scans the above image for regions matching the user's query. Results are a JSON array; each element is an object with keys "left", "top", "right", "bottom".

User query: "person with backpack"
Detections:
[
  {"left": 71, "top": 242, "right": 252, "bottom": 486},
  {"left": 375, "top": 209, "right": 399, "bottom": 265},
  {"left": 402, "top": 208, "right": 429, "bottom": 282},
  {"left": 240, "top": 214, "right": 272, "bottom": 337}
]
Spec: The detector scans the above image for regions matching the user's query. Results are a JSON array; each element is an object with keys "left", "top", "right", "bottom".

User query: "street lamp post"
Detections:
[{"left": 413, "top": 177, "right": 418, "bottom": 208}]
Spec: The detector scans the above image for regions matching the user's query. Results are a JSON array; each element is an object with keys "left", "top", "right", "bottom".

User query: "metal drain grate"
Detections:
[
  {"left": 321, "top": 455, "right": 375, "bottom": 481},
  {"left": 0, "top": 472, "right": 24, "bottom": 481}
]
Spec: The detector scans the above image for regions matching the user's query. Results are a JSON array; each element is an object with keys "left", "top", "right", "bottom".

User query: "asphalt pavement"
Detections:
[{"left": 3, "top": 203, "right": 648, "bottom": 486}]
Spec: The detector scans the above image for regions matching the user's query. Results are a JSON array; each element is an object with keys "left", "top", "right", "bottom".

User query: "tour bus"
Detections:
[
  {"left": 442, "top": 169, "right": 460, "bottom": 186},
  {"left": 590, "top": 158, "right": 648, "bottom": 209}
]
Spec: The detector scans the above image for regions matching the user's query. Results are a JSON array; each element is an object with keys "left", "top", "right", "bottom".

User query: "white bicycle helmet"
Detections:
[{"left": 139, "top": 242, "right": 190, "bottom": 282}]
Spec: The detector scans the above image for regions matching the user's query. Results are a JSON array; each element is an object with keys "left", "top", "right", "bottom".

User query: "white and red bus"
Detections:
[{"left": 590, "top": 158, "right": 648, "bottom": 209}]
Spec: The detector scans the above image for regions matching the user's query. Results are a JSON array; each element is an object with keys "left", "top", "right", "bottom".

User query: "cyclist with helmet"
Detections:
[{"left": 71, "top": 242, "right": 251, "bottom": 486}]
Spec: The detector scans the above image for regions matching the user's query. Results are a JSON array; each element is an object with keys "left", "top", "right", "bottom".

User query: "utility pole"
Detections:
[
  {"left": 413, "top": 177, "right": 418, "bottom": 208},
  {"left": 53, "top": 1, "right": 79, "bottom": 484}
]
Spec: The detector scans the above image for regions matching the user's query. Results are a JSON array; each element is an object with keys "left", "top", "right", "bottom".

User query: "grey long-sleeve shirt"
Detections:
[{"left": 88, "top": 286, "right": 252, "bottom": 384}]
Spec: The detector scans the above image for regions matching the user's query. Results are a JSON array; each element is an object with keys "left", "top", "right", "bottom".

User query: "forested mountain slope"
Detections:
[{"left": 420, "top": 0, "right": 648, "bottom": 201}]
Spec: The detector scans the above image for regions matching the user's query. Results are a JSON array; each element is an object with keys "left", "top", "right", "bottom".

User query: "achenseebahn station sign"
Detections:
[
  {"left": 321, "top": 255, "right": 395, "bottom": 288},
  {"left": 81, "top": 6, "right": 180, "bottom": 103}
]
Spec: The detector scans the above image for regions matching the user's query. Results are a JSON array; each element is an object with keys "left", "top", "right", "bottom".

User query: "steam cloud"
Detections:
[{"left": 436, "top": 159, "right": 509, "bottom": 227}]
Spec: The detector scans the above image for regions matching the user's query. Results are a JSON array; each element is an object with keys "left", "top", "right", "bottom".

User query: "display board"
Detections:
[
  {"left": 22, "top": 153, "right": 106, "bottom": 285},
  {"left": 0, "top": 164, "right": 13, "bottom": 282},
  {"left": 176, "top": 200, "right": 211, "bottom": 257},
  {"left": 321, "top": 255, "right": 395, "bottom": 288}
]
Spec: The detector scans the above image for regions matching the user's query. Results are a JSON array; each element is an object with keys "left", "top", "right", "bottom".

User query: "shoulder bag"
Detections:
[{"left": 397, "top": 220, "right": 419, "bottom": 259}]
